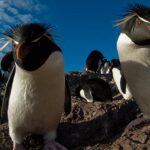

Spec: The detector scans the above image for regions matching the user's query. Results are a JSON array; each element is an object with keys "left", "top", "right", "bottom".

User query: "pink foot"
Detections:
[
  {"left": 13, "top": 143, "right": 26, "bottom": 150},
  {"left": 44, "top": 140, "right": 67, "bottom": 150},
  {"left": 126, "top": 117, "right": 150, "bottom": 130}
]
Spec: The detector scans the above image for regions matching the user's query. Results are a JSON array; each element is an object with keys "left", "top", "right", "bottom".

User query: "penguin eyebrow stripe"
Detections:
[
  {"left": 137, "top": 16, "right": 150, "bottom": 24},
  {"left": 0, "top": 40, "right": 11, "bottom": 51},
  {"left": 116, "top": 3, "right": 150, "bottom": 26},
  {"left": 3, "top": 23, "right": 54, "bottom": 42},
  {"left": 0, "top": 33, "right": 54, "bottom": 52},
  {"left": 0, "top": 23, "right": 56, "bottom": 51},
  {"left": 31, "top": 32, "right": 47, "bottom": 43}
]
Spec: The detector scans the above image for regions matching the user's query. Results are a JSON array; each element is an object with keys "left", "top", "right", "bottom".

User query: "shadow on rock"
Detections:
[{"left": 57, "top": 100, "right": 140, "bottom": 149}]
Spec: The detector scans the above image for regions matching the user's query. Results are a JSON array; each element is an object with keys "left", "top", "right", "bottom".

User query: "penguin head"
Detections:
[
  {"left": 4, "top": 23, "right": 61, "bottom": 71},
  {"left": 88, "top": 50, "right": 104, "bottom": 62},
  {"left": 86, "top": 50, "right": 104, "bottom": 72},
  {"left": 118, "top": 4, "right": 150, "bottom": 45},
  {"left": 110, "top": 59, "right": 121, "bottom": 74},
  {"left": 103, "top": 59, "right": 110, "bottom": 66},
  {"left": 111, "top": 59, "right": 120, "bottom": 68}
]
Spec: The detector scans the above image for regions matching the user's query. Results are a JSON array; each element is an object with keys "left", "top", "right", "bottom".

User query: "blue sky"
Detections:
[{"left": 0, "top": 0, "right": 150, "bottom": 72}]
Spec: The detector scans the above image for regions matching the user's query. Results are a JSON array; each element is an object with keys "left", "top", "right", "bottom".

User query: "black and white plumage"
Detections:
[
  {"left": 76, "top": 77, "right": 112, "bottom": 102},
  {"left": 1, "top": 23, "right": 71, "bottom": 150},
  {"left": 117, "top": 4, "right": 150, "bottom": 118},
  {"left": 85, "top": 50, "right": 104, "bottom": 73},
  {"left": 99, "top": 59, "right": 111, "bottom": 75},
  {"left": 111, "top": 59, "right": 132, "bottom": 100}
]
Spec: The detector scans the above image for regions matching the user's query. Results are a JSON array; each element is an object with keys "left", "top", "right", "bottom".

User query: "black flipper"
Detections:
[
  {"left": 0, "top": 66, "right": 15, "bottom": 123},
  {"left": 120, "top": 74, "right": 127, "bottom": 94},
  {"left": 64, "top": 78, "right": 71, "bottom": 115}
]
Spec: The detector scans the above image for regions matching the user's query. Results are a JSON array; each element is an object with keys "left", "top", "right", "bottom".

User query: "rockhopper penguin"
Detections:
[
  {"left": 85, "top": 50, "right": 104, "bottom": 73},
  {"left": 1, "top": 23, "right": 71, "bottom": 150},
  {"left": 117, "top": 4, "right": 150, "bottom": 125},
  {"left": 99, "top": 59, "right": 111, "bottom": 75},
  {"left": 76, "top": 77, "right": 112, "bottom": 102}
]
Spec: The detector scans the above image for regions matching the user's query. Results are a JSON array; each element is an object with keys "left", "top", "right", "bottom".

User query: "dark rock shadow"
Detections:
[{"left": 57, "top": 100, "right": 140, "bottom": 149}]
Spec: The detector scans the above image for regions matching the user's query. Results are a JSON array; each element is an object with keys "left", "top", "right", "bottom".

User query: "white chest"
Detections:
[{"left": 112, "top": 68, "right": 132, "bottom": 100}]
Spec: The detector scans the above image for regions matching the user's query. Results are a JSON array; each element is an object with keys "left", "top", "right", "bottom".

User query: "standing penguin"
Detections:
[
  {"left": 76, "top": 77, "right": 112, "bottom": 102},
  {"left": 117, "top": 4, "right": 150, "bottom": 121},
  {"left": 85, "top": 50, "right": 104, "bottom": 73},
  {"left": 1, "top": 23, "right": 71, "bottom": 150},
  {"left": 1, "top": 51, "right": 14, "bottom": 72},
  {"left": 99, "top": 59, "right": 111, "bottom": 75},
  {"left": 111, "top": 59, "right": 132, "bottom": 100}
]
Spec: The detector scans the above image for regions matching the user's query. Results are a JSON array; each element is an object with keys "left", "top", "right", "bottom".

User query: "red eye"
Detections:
[{"left": 137, "top": 19, "right": 143, "bottom": 25}]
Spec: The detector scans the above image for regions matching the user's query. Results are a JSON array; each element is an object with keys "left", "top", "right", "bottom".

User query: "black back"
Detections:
[
  {"left": 1, "top": 51, "right": 14, "bottom": 72},
  {"left": 86, "top": 50, "right": 104, "bottom": 72},
  {"left": 78, "top": 77, "right": 112, "bottom": 102},
  {"left": 0, "top": 66, "right": 15, "bottom": 123}
]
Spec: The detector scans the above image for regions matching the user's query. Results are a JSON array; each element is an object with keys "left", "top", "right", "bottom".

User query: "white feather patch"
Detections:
[
  {"left": 112, "top": 68, "right": 132, "bottom": 100},
  {"left": 80, "top": 89, "right": 93, "bottom": 102}
]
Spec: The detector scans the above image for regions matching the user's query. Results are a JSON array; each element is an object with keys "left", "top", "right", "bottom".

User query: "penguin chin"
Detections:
[
  {"left": 14, "top": 48, "right": 44, "bottom": 71},
  {"left": 15, "top": 59, "right": 30, "bottom": 71},
  {"left": 15, "top": 57, "right": 38, "bottom": 71}
]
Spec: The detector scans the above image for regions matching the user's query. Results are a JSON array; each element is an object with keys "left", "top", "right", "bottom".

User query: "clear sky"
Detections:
[{"left": 0, "top": 0, "right": 150, "bottom": 72}]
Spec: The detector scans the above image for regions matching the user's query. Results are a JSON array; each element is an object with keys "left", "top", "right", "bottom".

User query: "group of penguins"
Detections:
[
  {"left": 0, "top": 3, "right": 150, "bottom": 150},
  {"left": 0, "top": 49, "right": 132, "bottom": 105},
  {"left": 76, "top": 49, "right": 132, "bottom": 103}
]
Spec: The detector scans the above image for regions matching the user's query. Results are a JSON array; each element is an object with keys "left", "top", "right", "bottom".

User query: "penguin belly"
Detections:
[
  {"left": 8, "top": 52, "right": 65, "bottom": 136},
  {"left": 112, "top": 68, "right": 132, "bottom": 100},
  {"left": 117, "top": 33, "right": 150, "bottom": 117},
  {"left": 80, "top": 89, "right": 93, "bottom": 102}
]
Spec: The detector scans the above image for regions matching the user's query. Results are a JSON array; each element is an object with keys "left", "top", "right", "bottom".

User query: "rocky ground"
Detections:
[{"left": 0, "top": 72, "right": 150, "bottom": 150}]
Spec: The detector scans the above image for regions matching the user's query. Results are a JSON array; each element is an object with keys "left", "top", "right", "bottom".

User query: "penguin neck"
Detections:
[
  {"left": 117, "top": 33, "right": 150, "bottom": 62},
  {"left": 117, "top": 33, "right": 136, "bottom": 53},
  {"left": 15, "top": 51, "right": 64, "bottom": 79}
]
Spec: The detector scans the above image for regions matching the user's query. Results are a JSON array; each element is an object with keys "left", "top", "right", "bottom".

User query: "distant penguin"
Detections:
[
  {"left": 76, "top": 77, "right": 112, "bottom": 102},
  {"left": 1, "top": 51, "right": 14, "bottom": 72},
  {"left": 1, "top": 51, "right": 14, "bottom": 81},
  {"left": 111, "top": 59, "right": 132, "bottom": 100},
  {"left": 85, "top": 50, "right": 104, "bottom": 73},
  {"left": 117, "top": 4, "right": 150, "bottom": 119},
  {"left": 100, "top": 59, "right": 111, "bottom": 75},
  {"left": 0, "top": 23, "right": 71, "bottom": 150}
]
